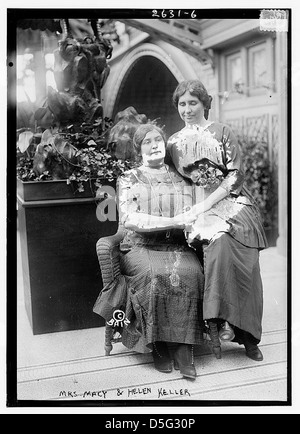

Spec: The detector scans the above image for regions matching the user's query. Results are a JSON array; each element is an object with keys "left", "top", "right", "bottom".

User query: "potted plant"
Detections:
[
  {"left": 17, "top": 114, "right": 139, "bottom": 335},
  {"left": 16, "top": 19, "right": 143, "bottom": 334}
]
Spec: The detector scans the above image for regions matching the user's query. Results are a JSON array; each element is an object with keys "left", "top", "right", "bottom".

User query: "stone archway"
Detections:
[
  {"left": 113, "top": 56, "right": 179, "bottom": 137},
  {"left": 104, "top": 42, "right": 198, "bottom": 137}
]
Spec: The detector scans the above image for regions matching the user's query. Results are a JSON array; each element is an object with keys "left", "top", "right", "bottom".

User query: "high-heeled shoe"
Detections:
[
  {"left": 207, "top": 320, "right": 222, "bottom": 359},
  {"left": 152, "top": 342, "right": 173, "bottom": 373},
  {"left": 219, "top": 321, "right": 235, "bottom": 342},
  {"left": 173, "top": 344, "right": 197, "bottom": 380}
]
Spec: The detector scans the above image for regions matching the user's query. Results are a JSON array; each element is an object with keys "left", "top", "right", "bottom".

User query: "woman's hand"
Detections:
[
  {"left": 173, "top": 199, "right": 213, "bottom": 229},
  {"left": 125, "top": 212, "right": 182, "bottom": 232},
  {"left": 173, "top": 209, "right": 197, "bottom": 227}
]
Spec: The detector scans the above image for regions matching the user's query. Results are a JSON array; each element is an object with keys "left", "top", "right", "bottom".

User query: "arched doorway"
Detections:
[{"left": 112, "top": 56, "right": 183, "bottom": 138}]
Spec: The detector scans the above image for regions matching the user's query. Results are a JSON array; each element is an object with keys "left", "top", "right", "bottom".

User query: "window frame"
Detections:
[
  {"left": 247, "top": 39, "right": 275, "bottom": 96},
  {"left": 219, "top": 34, "right": 276, "bottom": 100},
  {"left": 225, "top": 50, "right": 243, "bottom": 97}
]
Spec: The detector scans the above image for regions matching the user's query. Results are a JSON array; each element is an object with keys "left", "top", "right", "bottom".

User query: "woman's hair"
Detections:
[
  {"left": 172, "top": 79, "right": 213, "bottom": 119},
  {"left": 133, "top": 123, "right": 166, "bottom": 155}
]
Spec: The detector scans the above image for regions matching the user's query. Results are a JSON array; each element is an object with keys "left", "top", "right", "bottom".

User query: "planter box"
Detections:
[
  {"left": 17, "top": 178, "right": 118, "bottom": 335},
  {"left": 17, "top": 178, "right": 99, "bottom": 201}
]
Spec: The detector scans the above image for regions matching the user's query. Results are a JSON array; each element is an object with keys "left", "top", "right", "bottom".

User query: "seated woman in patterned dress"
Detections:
[
  {"left": 168, "top": 79, "right": 268, "bottom": 362},
  {"left": 93, "top": 123, "right": 205, "bottom": 380}
]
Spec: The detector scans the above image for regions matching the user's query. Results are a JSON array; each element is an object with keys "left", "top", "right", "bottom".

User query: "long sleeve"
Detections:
[
  {"left": 117, "top": 169, "right": 184, "bottom": 232},
  {"left": 219, "top": 126, "right": 245, "bottom": 196},
  {"left": 117, "top": 172, "right": 139, "bottom": 226}
]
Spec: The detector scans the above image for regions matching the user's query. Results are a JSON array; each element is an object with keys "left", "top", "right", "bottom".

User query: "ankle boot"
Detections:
[
  {"left": 173, "top": 344, "right": 197, "bottom": 380},
  {"left": 208, "top": 320, "right": 222, "bottom": 359},
  {"left": 242, "top": 331, "right": 263, "bottom": 361},
  {"left": 152, "top": 342, "right": 173, "bottom": 373}
]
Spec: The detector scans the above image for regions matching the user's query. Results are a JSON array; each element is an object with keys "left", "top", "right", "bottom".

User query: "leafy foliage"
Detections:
[
  {"left": 16, "top": 24, "right": 144, "bottom": 195},
  {"left": 65, "top": 145, "right": 136, "bottom": 193},
  {"left": 16, "top": 116, "right": 137, "bottom": 193},
  {"left": 239, "top": 136, "right": 278, "bottom": 229}
]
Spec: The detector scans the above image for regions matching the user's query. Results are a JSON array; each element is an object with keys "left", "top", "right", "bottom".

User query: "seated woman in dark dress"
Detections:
[{"left": 93, "top": 123, "right": 205, "bottom": 380}]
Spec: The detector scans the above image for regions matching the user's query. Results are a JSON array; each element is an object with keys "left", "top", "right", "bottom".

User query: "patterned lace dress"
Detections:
[{"left": 93, "top": 164, "right": 205, "bottom": 353}]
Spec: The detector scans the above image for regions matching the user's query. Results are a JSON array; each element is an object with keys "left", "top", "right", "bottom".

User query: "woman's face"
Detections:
[
  {"left": 140, "top": 130, "right": 166, "bottom": 166},
  {"left": 177, "top": 91, "right": 205, "bottom": 125}
]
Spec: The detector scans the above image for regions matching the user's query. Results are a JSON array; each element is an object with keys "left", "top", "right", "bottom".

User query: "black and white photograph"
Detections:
[{"left": 4, "top": 1, "right": 297, "bottom": 414}]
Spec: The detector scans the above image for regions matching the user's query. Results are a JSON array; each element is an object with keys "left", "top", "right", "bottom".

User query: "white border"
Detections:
[{"left": 1, "top": 0, "right": 299, "bottom": 415}]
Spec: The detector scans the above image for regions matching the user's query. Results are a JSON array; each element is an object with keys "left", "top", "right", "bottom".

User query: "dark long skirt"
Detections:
[
  {"left": 94, "top": 243, "right": 205, "bottom": 354},
  {"left": 202, "top": 233, "right": 263, "bottom": 342}
]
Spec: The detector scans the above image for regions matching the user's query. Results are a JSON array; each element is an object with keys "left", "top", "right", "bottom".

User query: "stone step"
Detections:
[
  {"left": 17, "top": 328, "right": 286, "bottom": 382},
  {"left": 17, "top": 329, "right": 287, "bottom": 401}
]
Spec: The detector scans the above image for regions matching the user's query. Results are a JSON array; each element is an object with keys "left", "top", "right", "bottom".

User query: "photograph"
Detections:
[{"left": 6, "top": 5, "right": 293, "bottom": 411}]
